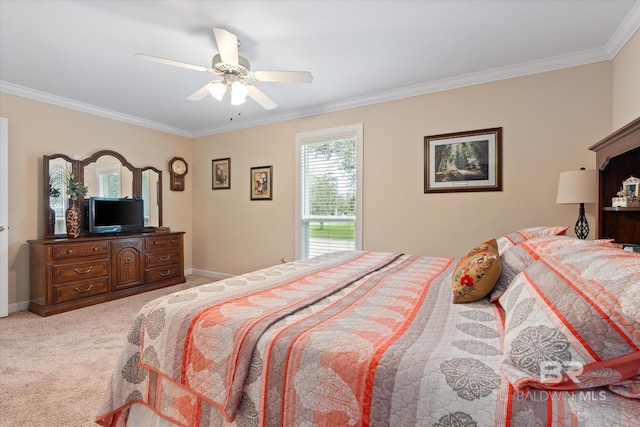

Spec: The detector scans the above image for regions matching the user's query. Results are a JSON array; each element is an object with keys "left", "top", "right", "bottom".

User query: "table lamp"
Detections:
[{"left": 556, "top": 167, "right": 597, "bottom": 239}]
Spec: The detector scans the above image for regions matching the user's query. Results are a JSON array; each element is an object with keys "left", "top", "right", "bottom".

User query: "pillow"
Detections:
[
  {"left": 489, "top": 235, "right": 619, "bottom": 303},
  {"left": 452, "top": 239, "right": 501, "bottom": 303},
  {"left": 499, "top": 243, "right": 640, "bottom": 392},
  {"left": 496, "top": 226, "right": 569, "bottom": 255},
  {"left": 489, "top": 243, "right": 537, "bottom": 303}
]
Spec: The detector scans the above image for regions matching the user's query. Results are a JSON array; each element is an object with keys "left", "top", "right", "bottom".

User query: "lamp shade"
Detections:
[
  {"left": 208, "top": 82, "right": 227, "bottom": 101},
  {"left": 556, "top": 169, "right": 597, "bottom": 204},
  {"left": 230, "top": 81, "right": 248, "bottom": 105}
]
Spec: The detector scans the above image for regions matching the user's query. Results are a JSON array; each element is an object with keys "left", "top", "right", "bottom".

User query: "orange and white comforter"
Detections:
[{"left": 96, "top": 248, "right": 640, "bottom": 427}]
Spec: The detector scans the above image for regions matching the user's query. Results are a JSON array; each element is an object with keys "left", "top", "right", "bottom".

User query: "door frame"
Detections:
[{"left": 1, "top": 117, "right": 8, "bottom": 317}]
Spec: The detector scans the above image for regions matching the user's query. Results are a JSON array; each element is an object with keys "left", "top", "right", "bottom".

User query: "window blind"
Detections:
[
  {"left": 141, "top": 172, "right": 150, "bottom": 225},
  {"left": 299, "top": 137, "right": 357, "bottom": 259}
]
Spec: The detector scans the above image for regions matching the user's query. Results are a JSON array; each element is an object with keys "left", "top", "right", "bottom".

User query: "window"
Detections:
[
  {"left": 97, "top": 165, "right": 121, "bottom": 198},
  {"left": 296, "top": 124, "right": 363, "bottom": 259},
  {"left": 141, "top": 171, "right": 150, "bottom": 226}
]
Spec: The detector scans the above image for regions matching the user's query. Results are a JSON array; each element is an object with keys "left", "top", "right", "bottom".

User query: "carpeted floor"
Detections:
[{"left": 0, "top": 275, "right": 215, "bottom": 427}]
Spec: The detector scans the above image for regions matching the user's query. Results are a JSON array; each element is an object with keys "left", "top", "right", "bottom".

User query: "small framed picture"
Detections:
[
  {"left": 250, "top": 165, "right": 272, "bottom": 200},
  {"left": 622, "top": 176, "right": 639, "bottom": 198},
  {"left": 424, "top": 127, "right": 502, "bottom": 193},
  {"left": 212, "top": 158, "right": 230, "bottom": 190}
]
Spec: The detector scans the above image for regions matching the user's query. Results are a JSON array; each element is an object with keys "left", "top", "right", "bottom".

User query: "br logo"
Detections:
[{"left": 539, "top": 361, "right": 584, "bottom": 384}]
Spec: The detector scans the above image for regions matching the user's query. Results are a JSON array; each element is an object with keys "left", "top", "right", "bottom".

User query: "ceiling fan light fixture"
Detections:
[
  {"left": 208, "top": 81, "right": 227, "bottom": 101},
  {"left": 138, "top": 27, "right": 310, "bottom": 110},
  {"left": 230, "top": 80, "right": 248, "bottom": 105}
]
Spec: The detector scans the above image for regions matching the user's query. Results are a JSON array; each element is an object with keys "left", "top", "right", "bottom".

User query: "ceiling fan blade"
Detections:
[
  {"left": 213, "top": 28, "right": 239, "bottom": 67},
  {"left": 246, "top": 85, "right": 278, "bottom": 110},
  {"left": 252, "top": 70, "right": 313, "bottom": 84},
  {"left": 187, "top": 82, "right": 215, "bottom": 101},
  {"left": 135, "top": 53, "right": 213, "bottom": 73}
]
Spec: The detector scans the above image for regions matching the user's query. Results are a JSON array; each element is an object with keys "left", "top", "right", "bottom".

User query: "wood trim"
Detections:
[
  {"left": 589, "top": 116, "right": 640, "bottom": 244},
  {"left": 589, "top": 116, "right": 640, "bottom": 171},
  {"left": 28, "top": 231, "right": 185, "bottom": 316}
]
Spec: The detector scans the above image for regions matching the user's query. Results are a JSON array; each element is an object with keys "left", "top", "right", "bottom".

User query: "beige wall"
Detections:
[
  {"left": 612, "top": 29, "right": 640, "bottom": 129},
  {"left": 193, "top": 62, "right": 613, "bottom": 277},
  {"left": 0, "top": 94, "right": 193, "bottom": 308},
  {"left": 3, "top": 28, "right": 638, "bottom": 308}
]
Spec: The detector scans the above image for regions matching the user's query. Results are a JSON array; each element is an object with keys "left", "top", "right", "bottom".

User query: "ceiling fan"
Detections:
[{"left": 135, "top": 28, "right": 313, "bottom": 110}]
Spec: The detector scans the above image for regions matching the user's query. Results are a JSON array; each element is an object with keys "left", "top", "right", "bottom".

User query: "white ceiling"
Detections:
[{"left": 1, "top": 1, "right": 639, "bottom": 138}]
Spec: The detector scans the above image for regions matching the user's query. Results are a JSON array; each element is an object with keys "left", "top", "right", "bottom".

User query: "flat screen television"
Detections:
[{"left": 84, "top": 197, "right": 144, "bottom": 234}]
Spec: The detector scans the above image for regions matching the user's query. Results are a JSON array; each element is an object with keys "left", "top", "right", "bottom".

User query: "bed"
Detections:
[{"left": 95, "top": 227, "right": 640, "bottom": 426}]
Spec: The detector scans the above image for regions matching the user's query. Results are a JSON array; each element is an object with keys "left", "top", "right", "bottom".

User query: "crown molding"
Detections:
[
  {"left": 193, "top": 46, "right": 613, "bottom": 137},
  {"left": 2, "top": 3, "right": 638, "bottom": 140},
  {"left": 0, "top": 81, "right": 194, "bottom": 138},
  {"left": 607, "top": 0, "right": 640, "bottom": 57},
  {"left": 191, "top": 4, "right": 640, "bottom": 137}
]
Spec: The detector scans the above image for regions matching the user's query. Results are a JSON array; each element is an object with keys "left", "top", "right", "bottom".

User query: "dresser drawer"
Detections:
[
  {"left": 145, "top": 250, "right": 181, "bottom": 269},
  {"left": 52, "top": 260, "right": 110, "bottom": 284},
  {"left": 146, "top": 264, "right": 181, "bottom": 284},
  {"left": 145, "top": 235, "right": 182, "bottom": 252},
  {"left": 52, "top": 242, "right": 110, "bottom": 260},
  {"left": 52, "top": 278, "right": 109, "bottom": 304}
]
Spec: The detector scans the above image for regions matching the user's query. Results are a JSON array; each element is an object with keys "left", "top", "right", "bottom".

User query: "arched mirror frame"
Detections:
[{"left": 44, "top": 149, "right": 163, "bottom": 238}]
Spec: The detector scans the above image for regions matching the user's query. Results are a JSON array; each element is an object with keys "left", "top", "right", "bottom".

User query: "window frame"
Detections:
[{"left": 295, "top": 123, "right": 363, "bottom": 260}]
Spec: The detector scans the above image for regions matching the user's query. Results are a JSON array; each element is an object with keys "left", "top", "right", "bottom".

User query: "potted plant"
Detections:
[{"left": 64, "top": 172, "right": 88, "bottom": 238}]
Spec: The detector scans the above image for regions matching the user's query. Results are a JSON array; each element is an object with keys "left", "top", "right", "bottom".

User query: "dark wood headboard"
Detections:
[{"left": 589, "top": 117, "right": 640, "bottom": 244}]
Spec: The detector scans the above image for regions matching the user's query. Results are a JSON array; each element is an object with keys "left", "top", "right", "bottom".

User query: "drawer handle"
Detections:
[
  {"left": 67, "top": 249, "right": 73, "bottom": 254},
  {"left": 159, "top": 270, "right": 171, "bottom": 277},
  {"left": 73, "top": 266, "right": 93, "bottom": 275},
  {"left": 93, "top": 247, "right": 99, "bottom": 251},
  {"left": 125, "top": 257, "right": 133, "bottom": 264},
  {"left": 74, "top": 284, "right": 93, "bottom": 294},
  {"left": 159, "top": 255, "right": 171, "bottom": 261},
  {"left": 153, "top": 241, "right": 160, "bottom": 245},
  {"left": 171, "top": 240, "right": 176, "bottom": 244}
]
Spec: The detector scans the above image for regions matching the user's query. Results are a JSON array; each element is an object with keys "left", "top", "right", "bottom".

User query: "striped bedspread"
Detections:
[{"left": 96, "top": 250, "right": 640, "bottom": 427}]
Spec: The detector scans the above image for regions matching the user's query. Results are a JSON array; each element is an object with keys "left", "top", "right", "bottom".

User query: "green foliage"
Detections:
[
  {"left": 309, "top": 222, "right": 355, "bottom": 240},
  {"left": 306, "top": 138, "right": 356, "bottom": 216},
  {"left": 310, "top": 139, "right": 356, "bottom": 182},
  {"left": 310, "top": 175, "right": 339, "bottom": 215},
  {"left": 65, "top": 172, "right": 89, "bottom": 200},
  {"left": 48, "top": 182, "right": 60, "bottom": 199}
]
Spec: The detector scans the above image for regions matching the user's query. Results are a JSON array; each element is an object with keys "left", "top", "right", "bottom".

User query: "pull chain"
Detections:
[{"left": 229, "top": 103, "right": 242, "bottom": 121}]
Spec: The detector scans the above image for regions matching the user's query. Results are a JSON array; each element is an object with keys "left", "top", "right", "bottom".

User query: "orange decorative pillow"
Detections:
[{"left": 452, "top": 239, "right": 502, "bottom": 303}]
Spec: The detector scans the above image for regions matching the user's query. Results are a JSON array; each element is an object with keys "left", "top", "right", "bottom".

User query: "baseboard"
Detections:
[
  {"left": 189, "top": 268, "right": 234, "bottom": 280},
  {"left": 9, "top": 300, "right": 29, "bottom": 314}
]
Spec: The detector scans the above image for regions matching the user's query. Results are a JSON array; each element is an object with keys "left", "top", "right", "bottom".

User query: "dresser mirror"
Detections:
[
  {"left": 44, "top": 150, "right": 162, "bottom": 238},
  {"left": 83, "top": 152, "right": 135, "bottom": 199}
]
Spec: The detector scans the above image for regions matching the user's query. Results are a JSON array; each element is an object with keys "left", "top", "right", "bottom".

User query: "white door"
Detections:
[{"left": 0, "top": 118, "right": 8, "bottom": 317}]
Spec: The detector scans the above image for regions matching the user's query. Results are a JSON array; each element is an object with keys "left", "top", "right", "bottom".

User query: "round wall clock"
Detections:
[{"left": 168, "top": 157, "right": 188, "bottom": 191}]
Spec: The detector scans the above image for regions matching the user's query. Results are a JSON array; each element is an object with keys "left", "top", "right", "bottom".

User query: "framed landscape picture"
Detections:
[
  {"left": 250, "top": 165, "right": 272, "bottom": 200},
  {"left": 212, "top": 158, "right": 230, "bottom": 190},
  {"left": 424, "top": 127, "right": 502, "bottom": 193}
]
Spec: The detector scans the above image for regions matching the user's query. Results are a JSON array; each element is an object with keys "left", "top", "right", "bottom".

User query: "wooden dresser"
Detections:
[
  {"left": 589, "top": 117, "right": 640, "bottom": 245},
  {"left": 28, "top": 231, "right": 185, "bottom": 316}
]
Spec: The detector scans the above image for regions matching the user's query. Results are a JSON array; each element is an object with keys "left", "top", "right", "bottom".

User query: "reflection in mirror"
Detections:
[
  {"left": 142, "top": 169, "right": 160, "bottom": 227},
  {"left": 49, "top": 157, "right": 73, "bottom": 235},
  {"left": 83, "top": 155, "right": 134, "bottom": 199},
  {"left": 44, "top": 150, "right": 163, "bottom": 237}
]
